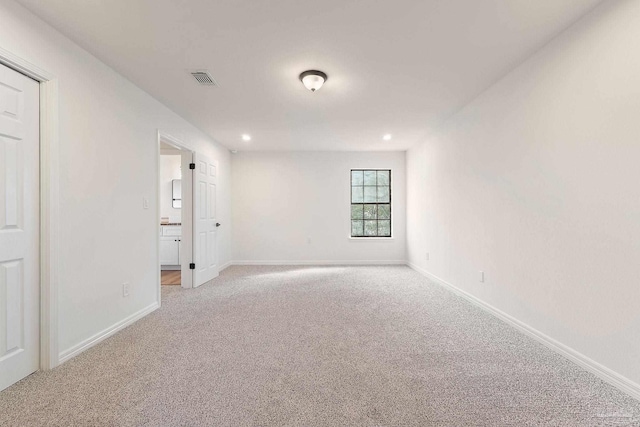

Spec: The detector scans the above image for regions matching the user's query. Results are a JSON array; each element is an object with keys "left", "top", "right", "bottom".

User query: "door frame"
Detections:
[
  {"left": 157, "top": 131, "right": 194, "bottom": 293},
  {"left": 0, "top": 47, "right": 60, "bottom": 370}
]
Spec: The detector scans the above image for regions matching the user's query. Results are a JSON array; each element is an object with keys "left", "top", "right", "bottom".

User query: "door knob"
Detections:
[{"left": 216, "top": 223, "right": 221, "bottom": 227}]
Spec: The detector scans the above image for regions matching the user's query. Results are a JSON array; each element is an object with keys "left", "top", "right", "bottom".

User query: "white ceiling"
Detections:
[{"left": 18, "top": 0, "right": 603, "bottom": 151}]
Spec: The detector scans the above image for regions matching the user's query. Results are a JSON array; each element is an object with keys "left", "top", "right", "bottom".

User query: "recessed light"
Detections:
[
  {"left": 383, "top": 134, "right": 392, "bottom": 141},
  {"left": 242, "top": 134, "right": 251, "bottom": 141}
]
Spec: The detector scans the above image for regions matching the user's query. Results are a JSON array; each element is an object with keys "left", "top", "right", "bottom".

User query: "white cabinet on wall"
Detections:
[{"left": 160, "top": 225, "right": 181, "bottom": 267}]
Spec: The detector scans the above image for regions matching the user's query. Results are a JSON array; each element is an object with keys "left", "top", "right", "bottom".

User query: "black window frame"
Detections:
[{"left": 350, "top": 169, "right": 392, "bottom": 238}]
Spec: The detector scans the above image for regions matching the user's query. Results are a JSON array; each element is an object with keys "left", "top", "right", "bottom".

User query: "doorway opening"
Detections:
[{"left": 157, "top": 133, "right": 194, "bottom": 293}]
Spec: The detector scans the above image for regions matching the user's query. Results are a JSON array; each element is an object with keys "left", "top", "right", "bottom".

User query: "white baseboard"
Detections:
[
  {"left": 231, "top": 260, "right": 407, "bottom": 266},
  {"left": 407, "top": 262, "right": 640, "bottom": 402},
  {"left": 58, "top": 302, "right": 159, "bottom": 364},
  {"left": 218, "top": 260, "right": 233, "bottom": 272}
]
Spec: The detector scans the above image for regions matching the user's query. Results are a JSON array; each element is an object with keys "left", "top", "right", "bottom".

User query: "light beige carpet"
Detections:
[{"left": 1, "top": 265, "right": 639, "bottom": 426}]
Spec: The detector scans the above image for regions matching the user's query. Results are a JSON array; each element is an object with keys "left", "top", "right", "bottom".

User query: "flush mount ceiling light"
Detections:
[
  {"left": 383, "top": 134, "right": 392, "bottom": 141},
  {"left": 242, "top": 134, "right": 251, "bottom": 141},
  {"left": 299, "top": 70, "right": 328, "bottom": 92}
]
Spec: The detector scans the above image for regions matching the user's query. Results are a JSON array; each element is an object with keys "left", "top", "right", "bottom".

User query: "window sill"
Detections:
[{"left": 348, "top": 236, "right": 395, "bottom": 241}]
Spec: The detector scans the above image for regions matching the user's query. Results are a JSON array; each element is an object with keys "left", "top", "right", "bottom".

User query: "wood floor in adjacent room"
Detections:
[
  {"left": 161, "top": 270, "right": 181, "bottom": 285},
  {"left": 1, "top": 266, "right": 639, "bottom": 426}
]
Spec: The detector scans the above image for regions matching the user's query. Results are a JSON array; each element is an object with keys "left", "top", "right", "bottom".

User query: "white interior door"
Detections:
[
  {"left": 0, "top": 63, "right": 39, "bottom": 391},
  {"left": 193, "top": 153, "right": 218, "bottom": 287}
]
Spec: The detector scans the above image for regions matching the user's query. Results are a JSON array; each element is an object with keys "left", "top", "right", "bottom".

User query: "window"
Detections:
[{"left": 350, "top": 169, "right": 391, "bottom": 237}]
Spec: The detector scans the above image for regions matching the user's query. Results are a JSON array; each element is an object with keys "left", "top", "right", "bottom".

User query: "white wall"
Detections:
[
  {"left": 159, "top": 155, "right": 181, "bottom": 223},
  {"left": 0, "top": 0, "right": 232, "bottom": 360},
  {"left": 407, "top": 0, "right": 640, "bottom": 387},
  {"left": 232, "top": 151, "right": 406, "bottom": 263}
]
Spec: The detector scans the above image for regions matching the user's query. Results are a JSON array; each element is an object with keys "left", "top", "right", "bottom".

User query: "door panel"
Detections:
[
  {"left": 193, "top": 153, "right": 218, "bottom": 287},
  {"left": 0, "top": 76, "right": 25, "bottom": 140},
  {"left": 0, "top": 260, "right": 23, "bottom": 355},
  {"left": 0, "top": 63, "right": 39, "bottom": 391}
]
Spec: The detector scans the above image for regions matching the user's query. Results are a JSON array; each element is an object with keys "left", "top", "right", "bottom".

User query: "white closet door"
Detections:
[
  {"left": 0, "top": 63, "right": 40, "bottom": 391},
  {"left": 193, "top": 153, "right": 218, "bottom": 287}
]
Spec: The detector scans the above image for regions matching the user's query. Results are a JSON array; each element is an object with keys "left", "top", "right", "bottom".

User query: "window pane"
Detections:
[
  {"left": 377, "top": 170, "right": 390, "bottom": 186},
  {"left": 378, "top": 204, "right": 390, "bottom": 219},
  {"left": 351, "top": 170, "right": 363, "bottom": 186},
  {"left": 377, "top": 186, "right": 390, "bottom": 203},
  {"left": 350, "top": 170, "right": 391, "bottom": 238},
  {"left": 351, "top": 204, "right": 364, "bottom": 220},
  {"left": 363, "top": 204, "right": 377, "bottom": 219},
  {"left": 352, "top": 186, "right": 364, "bottom": 203},
  {"left": 364, "top": 186, "right": 377, "bottom": 203},
  {"left": 351, "top": 220, "right": 364, "bottom": 236},
  {"left": 378, "top": 220, "right": 391, "bottom": 236},
  {"left": 364, "top": 170, "right": 377, "bottom": 185},
  {"left": 364, "top": 220, "right": 378, "bottom": 236}
]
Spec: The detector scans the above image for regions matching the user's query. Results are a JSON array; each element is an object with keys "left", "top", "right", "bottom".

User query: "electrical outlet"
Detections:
[
  {"left": 122, "top": 282, "right": 130, "bottom": 297},
  {"left": 479, "top": 271, "right": 485, "bottom": 283},
  {"left": 143, "top": 197, "right": 149, "bottom": 209},
  {"left": 425, "top": 252, "right": 430, "bottom": 261}
]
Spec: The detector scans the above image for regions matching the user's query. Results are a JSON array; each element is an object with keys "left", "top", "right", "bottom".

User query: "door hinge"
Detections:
[
  {"left": 189, "top": 163, "right": 195, "bottom": 170},
  {"left": 190, "top": 263, "right": 195, "bottom": 270}
]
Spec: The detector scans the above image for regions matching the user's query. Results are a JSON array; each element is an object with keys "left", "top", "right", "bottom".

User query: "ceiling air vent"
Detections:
[{"left": 190, "top": 70, "right": 217, "bottom": 86}]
